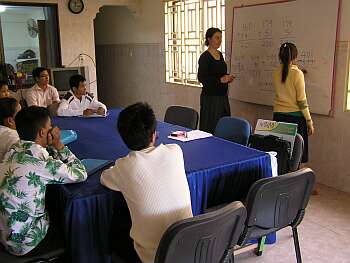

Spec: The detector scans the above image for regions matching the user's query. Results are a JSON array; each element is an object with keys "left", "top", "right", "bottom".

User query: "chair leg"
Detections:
[
  {"left": 292, "top": 227, "right": 302, "bottom": 263},
  {"left": 255, "top": 236, "right": 266, "bottom": 256}
]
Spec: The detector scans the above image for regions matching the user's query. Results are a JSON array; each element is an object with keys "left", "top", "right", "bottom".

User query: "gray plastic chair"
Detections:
[
  {"left": 155, "top": 201, "right": 247, "bottom": 263},
  {"left": 289, "top": 134, "right": 304, "bottom": 172},
  {"left": 237, "top": 168, "right": 315, "bottom": 263},
  {"left": 164, "top": 105, "right": 199, "bottom": 130},
  {"left": 0, "top": 228, "right": 66, "bottom": 263}
]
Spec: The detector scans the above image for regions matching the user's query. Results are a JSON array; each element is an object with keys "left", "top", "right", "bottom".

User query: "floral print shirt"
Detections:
[{"left": 0, "top": 141, "right": 87, "bottom": 255}]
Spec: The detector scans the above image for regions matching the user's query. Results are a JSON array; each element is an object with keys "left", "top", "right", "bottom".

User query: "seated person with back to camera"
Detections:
[
  {"left": 57, "top": 74, "right": 107, "bottom": 117},
  {"left": 100, "top": 102, "right": 193, "bottom": 263}
]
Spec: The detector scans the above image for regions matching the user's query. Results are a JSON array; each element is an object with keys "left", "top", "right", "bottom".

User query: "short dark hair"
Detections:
[
  {"left": 15, "top": 106, "right": 51, "bottom": 141},
  {"left": 32, "top": 67, "right": 49, "bottom": 79},
  {"left": 205, "top": 27, "right": 222, "bottom": 46},
  {"left": 0, "top": 97, "right": 18, "bottom": 126},
  {"left": 69, "top": 74, "right": 86, "bottom": 91},
  {"left": 0, "top": 80, "right": 8, "bottom": 89},
  {"left": 117, "top": 102, "right": 157, "bottom": 151}
]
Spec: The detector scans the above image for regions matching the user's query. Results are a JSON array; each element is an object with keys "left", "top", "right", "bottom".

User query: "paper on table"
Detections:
[{"left": 168, "top": 130, "right": 212, "bottom": 142}]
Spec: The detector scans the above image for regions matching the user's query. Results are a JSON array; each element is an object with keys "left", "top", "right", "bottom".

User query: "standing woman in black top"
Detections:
[{"left": 198, "top": 28, "right": 234, "bottom": 133}]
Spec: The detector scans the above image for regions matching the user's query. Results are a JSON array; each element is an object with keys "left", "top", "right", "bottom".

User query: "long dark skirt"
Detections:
[
  {"left": 200, "top": 94, "right": 231, "bottom": 134},
  {"left": 273, "top": 113, "right": 309, "bottom": 163}
]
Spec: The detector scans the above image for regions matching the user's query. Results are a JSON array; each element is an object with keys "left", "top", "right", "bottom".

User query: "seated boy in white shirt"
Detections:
[
  {"left": 0, "top": 97, "right": 20, "bottom": 161},
  {"left": 25, "top": 67, "right": 60, "bottom": 108},
  {"left": 100, "top": 102, "right": 193, "bottom": 263},
  {"left": 57, "top": 74, "right": 107, "bottom": 117}
]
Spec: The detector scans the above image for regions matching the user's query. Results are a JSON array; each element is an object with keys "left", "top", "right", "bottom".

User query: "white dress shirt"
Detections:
[
  {"left": 57, "top": 91, "right": 107, "bottom": 117},
  {"left": 25, "top": 84, "right": 60, "bottom": 107},
  {"left": 100, "top": 144, "right": 193, "bottom": 263},
  {"left": 0, "top": 125, "right": 19, "bottom": 161}
]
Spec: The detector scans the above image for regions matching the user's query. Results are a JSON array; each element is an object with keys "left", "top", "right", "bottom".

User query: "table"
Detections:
[{"left": 49, "top": 109, "right": 273, "bottom": 263}]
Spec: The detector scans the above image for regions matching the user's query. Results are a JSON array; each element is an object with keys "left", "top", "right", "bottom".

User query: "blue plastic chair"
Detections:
[{"left": 214, "top": 116, "right": 252, "bottom": 146}]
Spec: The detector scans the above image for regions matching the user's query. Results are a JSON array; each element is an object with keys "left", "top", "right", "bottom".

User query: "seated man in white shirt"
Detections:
[
  {"left": 100, "top": 102, "right": 193, "bottom": 263},
  {"left": 57, "top": 74, "right": 107, "bottom": 117},
  {"left": 25, "top": 67, "right": 60, "bottom": 108},
  {"left": 0, "top": 97, "right": 20, "bottom": 161}
]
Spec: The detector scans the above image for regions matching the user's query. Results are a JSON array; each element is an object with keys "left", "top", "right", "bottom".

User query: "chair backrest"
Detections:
[
  {"left": 289, "top": 133, "right": 304, "bottom": 172},
  {"left": 0, "top": 233, "right": 65, "bottom": 263},
  {"left": 164, "top": 105, "right": 199, "bottom": 130},
  {"left": 19, "top": 98, "right": 28, "bottom": 108},
  {"left": 214, "top": 116, "right": 251, "bottom": 146},
  {"left": 244, "top": 168, "right": 315, "bottom": 233},
  {"left": 155, "top": 201, "right": 247, "bottom": 263},
  {"left": 249, "top": 134, "right": 291, "bottom": 175}
]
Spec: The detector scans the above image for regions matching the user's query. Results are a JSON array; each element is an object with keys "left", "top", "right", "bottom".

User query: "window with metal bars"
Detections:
[{"left": 164, "top": 0, "right": 225, "bottom": 86}]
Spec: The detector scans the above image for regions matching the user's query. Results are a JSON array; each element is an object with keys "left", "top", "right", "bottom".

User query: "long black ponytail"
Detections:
[{"left": 279, "top": 42, "right": 298, "bottom": 83}]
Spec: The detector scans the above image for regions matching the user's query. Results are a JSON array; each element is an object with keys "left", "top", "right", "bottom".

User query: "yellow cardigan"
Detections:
[{"left": 273, "top": 64, "right": 311, "bottom": 121}]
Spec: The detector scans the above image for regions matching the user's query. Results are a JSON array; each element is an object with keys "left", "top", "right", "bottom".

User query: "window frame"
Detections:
[{"left": 164, "top": 0, "right": 225, "bottom": 87}]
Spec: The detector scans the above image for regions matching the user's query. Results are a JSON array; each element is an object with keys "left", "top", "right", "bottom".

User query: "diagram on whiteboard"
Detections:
[{"left": 230, "top": 0, "right": 340, "bottom": 115}]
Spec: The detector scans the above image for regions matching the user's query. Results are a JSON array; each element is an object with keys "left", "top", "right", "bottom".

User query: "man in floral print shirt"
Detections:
[{"left": 0, "top": 106, "right": 87, "bottom": 255}]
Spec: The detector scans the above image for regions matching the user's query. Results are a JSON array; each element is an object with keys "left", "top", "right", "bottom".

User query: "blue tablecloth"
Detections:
[{"left": 49, "top": 109, "right": 274, "bottom": 263}]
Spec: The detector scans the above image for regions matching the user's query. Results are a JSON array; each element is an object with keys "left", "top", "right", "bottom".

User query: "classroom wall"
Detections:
[
  {"left": 1, "top": 9, "right": 44, "bottom": 68},
  {"left": 3, "top": 0, "right": 138, "bottom": 97},
  {"left": 94, "top": 0, "right": 350, "bottom": 193}
]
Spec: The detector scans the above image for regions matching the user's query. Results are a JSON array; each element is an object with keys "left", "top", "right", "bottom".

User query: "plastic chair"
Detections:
[
  {"left": 236, "top": 168, "right": 315, "bottom": 263},
  {"left": 0, "top": 228, "right": 66, "bottom": 263},
  {"left": 155, "top": 201, "right": 247, "bottom": 263},
  {"left": 214, "top": 116, "right": 252, "bottom": 146},
  {"left": 164, "top": 106, "right": 199, "bottom": 130},
  {"left": 289, "top": 134, "right": 304, "bottom": 172}
]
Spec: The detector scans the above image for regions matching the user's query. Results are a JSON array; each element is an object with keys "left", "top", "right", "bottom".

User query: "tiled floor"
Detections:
[{"left": 236, "top": 184, "right": 350, "bottom": 263}]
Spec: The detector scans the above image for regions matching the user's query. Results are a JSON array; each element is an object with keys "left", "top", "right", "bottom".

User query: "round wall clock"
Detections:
[{"left": 68, "top": 0, "right": 84, "bottom": 14}]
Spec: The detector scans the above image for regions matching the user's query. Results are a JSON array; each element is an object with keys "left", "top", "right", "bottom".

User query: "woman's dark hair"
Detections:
[
  {"left": 279, "top": 42, "right": 298, "bottom": 83},
  {"left": 205, "top": 27, "right": 222, "bottom": 46},
  {"left": 0, "top": 97, "right": 18, "bottom": 126},
  {"left": 32, "top": 67, "right": 49, "bottom": 80},
  {"left": 15, "top": 106, "right": 51, "bottom": 141},
  {"left": 69, "top": 74, "right": 86, "bottom": 91},
  {"left": 117, "top": 102, "right": 157, "bottom": 151}
]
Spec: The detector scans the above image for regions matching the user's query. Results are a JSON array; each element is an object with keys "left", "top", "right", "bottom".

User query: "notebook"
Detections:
[{"left": 60, "top": 130, "right": 78, "bottom": 145}]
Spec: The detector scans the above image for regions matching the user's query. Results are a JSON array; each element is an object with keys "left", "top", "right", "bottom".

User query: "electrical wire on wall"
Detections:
[{"left": 66, "top": 53, "right": 97, "bottom": 87}]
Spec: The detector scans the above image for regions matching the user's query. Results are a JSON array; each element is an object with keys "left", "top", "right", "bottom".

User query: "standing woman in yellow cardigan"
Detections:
[{"left": 273, "top": 42, "right": 315, "bottom": 163}]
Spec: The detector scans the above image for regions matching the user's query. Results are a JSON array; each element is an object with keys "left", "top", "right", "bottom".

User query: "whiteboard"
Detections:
[{"left": 229, "top": 0, "right": 340, "bottom": 115}]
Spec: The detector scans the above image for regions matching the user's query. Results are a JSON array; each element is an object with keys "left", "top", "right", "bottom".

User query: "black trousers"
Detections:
[
  {"left": 200, "top": 94, "right": 231, "bottom": 134},
  {"left": 273, "top": 113, "right": 309, "bottom": 163}
]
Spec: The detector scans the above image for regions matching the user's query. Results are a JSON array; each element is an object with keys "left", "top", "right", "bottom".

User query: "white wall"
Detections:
[
  {"left": 3, "top": 0, "right": 138, "bottom": 97},
  {"left": 1, "top": 9, "right": 44, "bottom": 68},
  {"left": 95, "top": 0, "right": 350, "bottom": 193}
]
